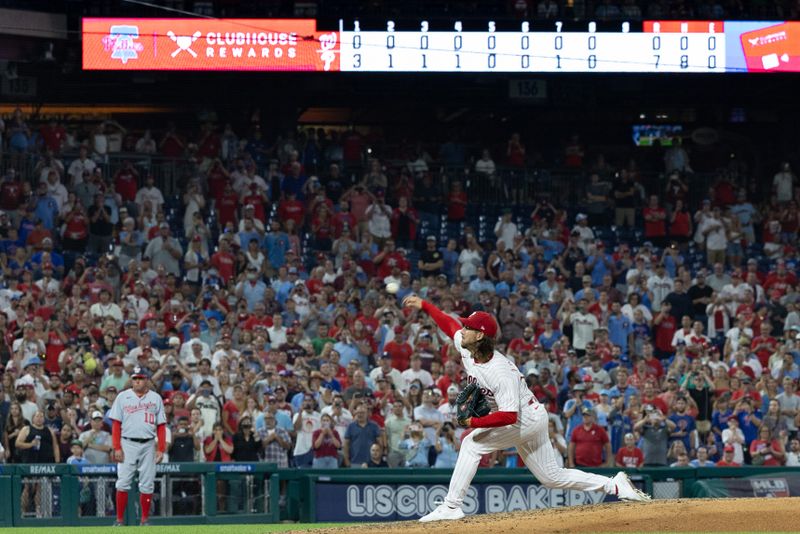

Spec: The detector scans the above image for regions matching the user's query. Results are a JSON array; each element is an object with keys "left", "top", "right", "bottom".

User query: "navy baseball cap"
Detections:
[{"left": 131, "top": 366, "right": 149, "bottom": 379}]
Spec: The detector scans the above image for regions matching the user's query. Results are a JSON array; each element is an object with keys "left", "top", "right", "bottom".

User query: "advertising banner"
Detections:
[
  {"left": 82, "top": 18, "right": 339, "bottom": 71},
  {"left": 83, "top": 18, "right": 800, "bottom": 73},
  {"left": 692, "top": 472, "right": 800, "bottom": 498},
  {"left": 315, "top": 482, "right": 622, "bottom": 521}
]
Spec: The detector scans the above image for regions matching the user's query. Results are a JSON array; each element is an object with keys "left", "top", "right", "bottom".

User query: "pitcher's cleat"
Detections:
[
  {"left": 613, "top": 471, "right": 652, "bottom": 502},
  {"left": 419, "top": 503, "right": 466, "bottom": 522}
]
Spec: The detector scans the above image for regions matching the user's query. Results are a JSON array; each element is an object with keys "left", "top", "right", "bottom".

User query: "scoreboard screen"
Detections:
[{"left": 82, "top": 18, "right": 800, "bottom": 73}]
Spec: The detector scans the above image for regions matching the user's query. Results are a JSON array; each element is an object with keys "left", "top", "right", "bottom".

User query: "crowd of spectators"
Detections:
[
  {"left": 68, "top": 0, "right": 800, "bottom": 21},
  {"left": 0, "top": 107, "right": 800, "bottom": 480}
]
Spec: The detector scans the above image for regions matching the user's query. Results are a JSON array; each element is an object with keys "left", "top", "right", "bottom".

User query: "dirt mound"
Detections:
[{"left": 303, "top": 498, "right": 800, "bottom": 533}]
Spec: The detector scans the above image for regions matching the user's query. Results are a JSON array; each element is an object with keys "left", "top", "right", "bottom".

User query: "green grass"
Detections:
[
  {"left": 0, "top": 528, "right": 794, "bottom": 534},
  {"left": 0, "top": 525, "right": 353, "bottom": 534},
  {"left": 0, "top": 527, "right": 795, "bottom": 534}
]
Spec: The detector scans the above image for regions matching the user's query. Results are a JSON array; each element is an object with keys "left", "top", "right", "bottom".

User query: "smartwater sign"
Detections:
[{"left": 315, "top": 483, "right": 615, "bottom": 521}]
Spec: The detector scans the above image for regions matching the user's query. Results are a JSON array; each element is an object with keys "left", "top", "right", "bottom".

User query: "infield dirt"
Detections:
[{"left": 306, "top": 497, "right": 800, "bottom": 533}]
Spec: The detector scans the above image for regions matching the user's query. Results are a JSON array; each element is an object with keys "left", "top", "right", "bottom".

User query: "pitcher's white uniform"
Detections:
[
  {"left": 443, "top": 330, "right": 615, "bottom": 509},
  {"left": 109, "top": 388, "right": 166, "bottom": 494}
]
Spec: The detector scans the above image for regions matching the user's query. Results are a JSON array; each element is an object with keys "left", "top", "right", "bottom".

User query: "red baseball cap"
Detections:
[{"left": 460, "top": 311, "right": 498, "bottom": 339}]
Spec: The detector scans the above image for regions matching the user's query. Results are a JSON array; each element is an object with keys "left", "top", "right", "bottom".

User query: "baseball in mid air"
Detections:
[{"left": 386, "top": 282, "right": 399, "bottom": 294}]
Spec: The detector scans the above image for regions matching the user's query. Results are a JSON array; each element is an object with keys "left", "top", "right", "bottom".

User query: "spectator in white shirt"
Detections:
[
  {"left": 569, "top": 299, "right": 599, "bottom": 353},
  {"left": 647, "top": 263, "right": 674, "bottom": 312},
  {"left": 721, "top": 416, "right": 746, "bottom": 465},
  {"left": 67, "top": 146, "right": 97, "bottom": 187},
  {"left": 135, "top": 174, "right": 165, "bottom": 213},
  {"left": 144, "top": 223, "right": 182, "bottom": 276},
  {"left": 785, "top": 438, "right": 800, "bottom": 466},
  {"left": 475, "top": 149, "right": 496, "bottom": 176},
  {"left": 697, "top": 205, "right": 727, "bottom": 266},
  {"left": 494, "top": 209, "right": 518, "bottom": 248},
  {"left": 773, "top": 162, "right": 796, "bottom": 203},
  {"left": 43, "top": 170, "right": 68, "bottom": 211},
  {"left": 401, "top": 356, "right": 433, "bottom": 390},
  {"left": 572, "top": 215, "right": 595, "bottom": 255},
  {"left": 719, "top": 271, "right": 749, "bottom": 316},
  {"left": 365, "top": 193, "right": 392, "bottom": 244},
  {"left": 89, "top": 289, "right": 123, "bottom": 321},
  {"left": 134, "top": 130, "right": 157, "bottom": 154}
]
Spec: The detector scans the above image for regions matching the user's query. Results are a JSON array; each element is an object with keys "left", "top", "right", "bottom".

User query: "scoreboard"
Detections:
[
  {"left": 82, "top": 18, "right": 800, "bottom": 73},
  {"left": 340, "top": 20, "right": 724, "bottom": 72}
]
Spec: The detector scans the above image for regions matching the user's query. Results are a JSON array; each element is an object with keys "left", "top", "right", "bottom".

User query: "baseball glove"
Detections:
[{"left": 455, "top": 383, "right": 491, "bottom": 427}]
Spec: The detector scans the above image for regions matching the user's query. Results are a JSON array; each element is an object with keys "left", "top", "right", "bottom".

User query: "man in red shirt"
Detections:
[
  {"left": 382, "top": 327, "right": 413, "bottom": 371},
  {"left": 641, "top": 381, "right": 669, "bottom": 414},
  {"left": 40, "top": 120, "right": 66, "bottom": 153},
  {"left": 750, "top": 323, "right": 778, "bottom": 368},
  {"left": 207, "top": 160, "right": 230, "bottom": 203},
  {"left": 332, "top": 198, "right": 358, "bottom": 239},
  {"left": 642, "top": 194, "right": 667, "bottom": 246},
  {"left": 160, "top": 123, "right": 185, "bottom": 158},
  {"left": 715, "top": 445, "right": 741, "bottom": 467},
  {"left": 653, "top": 303, "right": 677, "bottom": 358},
  {"left": 217, "top": 182, "right": 239, "bottom": 229},
  {"left": 568, "top": 408, "right": 611, "bottom": 468},
  {"left": 764, "top": 259, "right": 797, "bottom": 297},
  {"left": 278, "top": 191, "right": 305, "bottom": 228},
  {"left": 44, "top": 320, "right": 67, "bottom": 374},
  {"left": 446, "top": 180, "right": 467, "bottom": 222},
  {"left": 114, "top": 161, "right": 139, "bottom": 203},
  {"left": 243, "top": 302, "right": 273, "bottom": 331},
  {"left": 642, "top": 345, "right": 664, "bottom": 380},
  {"left": 355, "top": 303, "right": 379, "bottom": 335},
  {"left": 684, "top": 321, "right": 710, "bottom": 360},
  {"left": 197, "top": 123, "right": 221, "bottom": 160},
  {"left": 615, "top": 432, "right": 644, "bottom": 468},
  {"left": 0, "top": 169, "right": 23, "bottom": 213},
  {"left": 436, "top": 359, "right": 461, "bottom": 394},
  {"left": 241, "top": 186, "right": 267, "bottom": 225},
  {"left": 373, "top": 240, "right": 409, "bottom": 280},
  {"left": 210, "top": 238, "right": 236, "bottom": 285},
  {"left": 508, "top": 327, "right": 536, "bottom": 359}
]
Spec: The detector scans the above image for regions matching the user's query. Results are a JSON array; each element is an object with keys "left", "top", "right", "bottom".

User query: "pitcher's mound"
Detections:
[{"left": 308, "top": 497, "right": 800, "bottom": 533}]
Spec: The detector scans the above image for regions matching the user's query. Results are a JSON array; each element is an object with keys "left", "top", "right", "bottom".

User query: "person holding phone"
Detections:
[{"left": 311, "top": 413, "right": 341, "bottom": 468}]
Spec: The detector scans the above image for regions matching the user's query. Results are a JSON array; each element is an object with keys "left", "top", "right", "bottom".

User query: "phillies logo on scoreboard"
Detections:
[
  {"left": 318, "top": 32, "right": 338, "bottom": 71},
  {"left": 101, "top": 25, "right": 144, "bottom": 64}
]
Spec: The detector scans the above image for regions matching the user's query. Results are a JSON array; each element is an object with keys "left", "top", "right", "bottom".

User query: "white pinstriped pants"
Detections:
[{"left": 444, "top": 403, "right": 614, "bottom": 508}]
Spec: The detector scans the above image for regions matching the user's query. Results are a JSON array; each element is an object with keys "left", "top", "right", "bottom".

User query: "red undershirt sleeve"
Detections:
[
  {"left": 112, "top": 420, "right": 122, "bottom": 450},
  {"left": 421, "top": 301, "right": 462, "bottom": 339},
  {"left": 156, "top": 424, "right": 166, "bottom": 453},
  {"left": 470, "top": 411, "right": 518, "bottom": 428}
]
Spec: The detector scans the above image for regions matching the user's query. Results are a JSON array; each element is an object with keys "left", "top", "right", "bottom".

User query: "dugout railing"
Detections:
[
  {"left": 0, "top": 464, "right": 798, "bottom": 526},
  {"left": 0, "top": 462, "right": 280, "bottom": 527}
]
